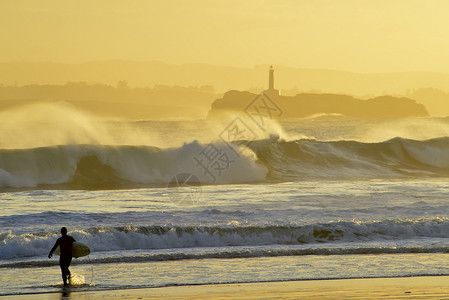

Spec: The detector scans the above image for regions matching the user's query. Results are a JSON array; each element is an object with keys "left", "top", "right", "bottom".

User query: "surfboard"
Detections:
[{"left": 54, "top": 241, "right": 91, "bottom": 258}]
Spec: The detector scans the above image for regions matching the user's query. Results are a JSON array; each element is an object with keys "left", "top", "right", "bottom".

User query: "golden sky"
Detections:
[{"left": 1, "top": 0, "right": 449, "bottom": 73}]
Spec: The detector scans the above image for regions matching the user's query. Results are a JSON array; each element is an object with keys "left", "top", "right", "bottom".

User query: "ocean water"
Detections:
[{"left": 2, "top": 115, "right": 449, "bottom": 296}]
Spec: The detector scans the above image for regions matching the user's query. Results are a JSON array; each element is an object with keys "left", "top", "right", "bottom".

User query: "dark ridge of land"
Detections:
[{"left": 208, "top": 91, "right": 429, "bottom": 119}]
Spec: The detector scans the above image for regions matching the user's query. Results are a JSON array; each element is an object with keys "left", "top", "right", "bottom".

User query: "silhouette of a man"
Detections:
[{"left": 48, "top": 227, "right": 76, "bottom": 286}]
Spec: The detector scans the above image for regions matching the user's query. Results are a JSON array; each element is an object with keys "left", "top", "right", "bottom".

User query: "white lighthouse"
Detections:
[{"left": 265, "top": 65, "right": 280, "bottom": 97}]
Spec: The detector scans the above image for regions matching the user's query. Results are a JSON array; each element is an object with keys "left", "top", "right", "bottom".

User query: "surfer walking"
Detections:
[{"left": 48, "top": 227, "right": 76, "bottom": 286}]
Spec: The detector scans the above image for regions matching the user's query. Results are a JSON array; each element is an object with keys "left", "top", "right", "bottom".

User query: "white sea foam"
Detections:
[{"left": 2, "top": 219, "right": 449, "bottom": 260}]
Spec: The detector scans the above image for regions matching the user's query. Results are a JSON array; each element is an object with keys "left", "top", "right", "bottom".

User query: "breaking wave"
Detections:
[
  {"left": 1, "top": 137, "right": 449, "bottom": 189},
  {"left": 2, "top": 218, "right": 449, "bottom": 260}
]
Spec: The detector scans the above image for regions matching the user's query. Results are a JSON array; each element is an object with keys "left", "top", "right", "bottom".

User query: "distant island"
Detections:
[
  {"left": 207, "top": 90, "right": 428, "bottom": 119},
  {"left": 208, "top": 67, "right": 428, "bottom": 119}
]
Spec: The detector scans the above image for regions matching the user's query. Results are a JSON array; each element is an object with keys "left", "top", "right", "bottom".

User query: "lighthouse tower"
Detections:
[{"left": 265, "top": 65, "right": 280, "bottom": 97}]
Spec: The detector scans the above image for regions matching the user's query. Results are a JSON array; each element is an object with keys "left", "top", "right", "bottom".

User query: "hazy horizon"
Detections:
[{"left": 2, "top": 1, "right": 449, "bottom": 127}]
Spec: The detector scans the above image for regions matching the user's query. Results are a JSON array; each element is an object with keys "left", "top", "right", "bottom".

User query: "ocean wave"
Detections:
[
  {"left": 2, "top": 218, "right": 449, "bottom": 260},
  {"left": 1, "top": 137, "right": 449, "bottom": 189},
  {"left": 250, "top": 136, "right": 449, "bottom": 180},
  {"left": 0, "top": 141, "right": 266, "bottom": 189}
]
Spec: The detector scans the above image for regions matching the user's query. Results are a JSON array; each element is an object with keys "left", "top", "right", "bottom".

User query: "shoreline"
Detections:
[{"left": 2, "top": 276, "right": 449, "bottom": 299}]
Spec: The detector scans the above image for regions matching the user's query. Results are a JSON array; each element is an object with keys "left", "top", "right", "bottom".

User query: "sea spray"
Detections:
[{"left": 1, "top": 137, "right": 449, "bottom": 189}]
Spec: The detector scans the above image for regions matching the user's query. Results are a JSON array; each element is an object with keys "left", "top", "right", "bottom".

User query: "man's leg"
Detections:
[
  {"left": 60, "top": 264, "right": 68, "bottom": 285},
  {"left": 60, "top": 257, "right": 72, "bottom": 285}
]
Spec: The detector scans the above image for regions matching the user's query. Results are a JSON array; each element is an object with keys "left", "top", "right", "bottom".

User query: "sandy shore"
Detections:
[{"left": 2, "top": 276, "right": 449, "bottom": 299}]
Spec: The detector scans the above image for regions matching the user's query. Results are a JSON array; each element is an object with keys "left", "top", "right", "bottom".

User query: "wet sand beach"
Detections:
[{"left": 3, "top": 276, "right": 449, "bottom": 300}]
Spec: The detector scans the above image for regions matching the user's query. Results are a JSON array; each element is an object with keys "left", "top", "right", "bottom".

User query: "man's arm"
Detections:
[{"left": 48, "top": 239, "right": 60, "bottom": 259}]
